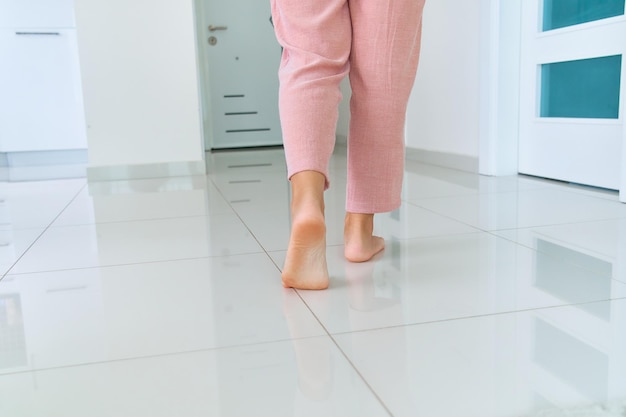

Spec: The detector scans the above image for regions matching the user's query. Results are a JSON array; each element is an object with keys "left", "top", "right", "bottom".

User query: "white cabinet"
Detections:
[
  {"left": 0, "top": 0, "right": 75, "bottom": 28},
  {"left": 0, "top": 0, "right": 87, "bottom": 155},
  {"left": 0, "top": 29, "right": 87, "bottom": 152}
]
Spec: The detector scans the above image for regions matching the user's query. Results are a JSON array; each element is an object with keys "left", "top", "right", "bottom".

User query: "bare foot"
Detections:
[
  {"left": 282, "top": 172, "right": 329, "bottom": 290},
  {"left": 344, "top": 212, "right": 385, "bottom": 262}
]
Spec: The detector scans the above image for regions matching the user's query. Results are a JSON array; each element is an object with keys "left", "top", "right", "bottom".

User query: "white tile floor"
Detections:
[{"left": 1, "top": 147, "right": 626, "bottom": 417}]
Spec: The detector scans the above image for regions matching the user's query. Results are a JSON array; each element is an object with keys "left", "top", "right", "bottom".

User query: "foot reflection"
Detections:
[{"left": 345, "top": 256, "right": 399, "bottom": 312}]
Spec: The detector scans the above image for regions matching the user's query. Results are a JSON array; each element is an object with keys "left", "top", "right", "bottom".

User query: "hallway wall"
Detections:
[
  {"left": 75, "top": 0, "right": 205, "bottom": 180},
  {"left": 405, "top": 0, "right": 482, "bottom": 169}
]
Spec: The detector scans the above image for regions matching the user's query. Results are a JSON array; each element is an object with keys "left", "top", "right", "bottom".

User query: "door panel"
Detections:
[
  {"left": 540, "top": 55, "right": 621, "bottom": 119},
  {"left": 518, "top": 0, "right": 626, "bottom": 191},
  {"left": 542, "top": 0, "right": 625, "bottom": 31},
  {"left": 204, "top": 0, "right": 282, "bottom": 149},
  {"left": 0, "top": 29, "right": 87, "bottom": 152}
]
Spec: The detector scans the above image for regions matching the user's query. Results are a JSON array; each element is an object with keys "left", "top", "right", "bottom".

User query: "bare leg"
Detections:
[
  {"left": 282, "top": 171, "right": 329, "bottom": 290},
  {"left": 344, "top": 213, "right": 385, "bottom": 263}
]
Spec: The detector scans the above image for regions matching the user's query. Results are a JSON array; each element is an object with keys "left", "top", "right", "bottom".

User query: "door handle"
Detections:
[
  {"left": 209, "top": 25, "right": 228, "bottom": 32},
  {"left": 15, "top": 31, "right": 61, "bottom": 36}
]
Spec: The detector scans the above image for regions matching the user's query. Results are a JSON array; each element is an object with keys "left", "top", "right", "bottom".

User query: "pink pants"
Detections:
[{"left": 271, "top": 0, "right": 425, "bottom": 213}]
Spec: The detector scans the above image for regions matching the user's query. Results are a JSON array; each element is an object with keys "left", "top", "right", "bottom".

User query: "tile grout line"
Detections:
[
  {"left": 299, "top": 295, "right": 626, "bottom": 416},
  {"left": 207, "top": 164, "right": 626, "bottom": 415},
  {"left": 325, "top": 296, "right": 626, "bottom": 338},
  {"left": 403, "top": 197, "right": 624, "bottom": 235},
  {"left": 401, "top": 199, "right": 488, "bottom": 232},
  {"left": 0, "top": 333, "right": 334, "bottom": 378},
  {"left": 1, "top": 175, "right": 268, "bottom": 277},
  {"left": 44, "top": 212, "right": 239, "bottom": 228},
  {"left": 484, "top": 216, "right": 626, "bottom": 234},
  {"left": 402, "top": 186, "right": 626, "bottom": 233},
  {"left": 0, "top": 182, "right": 88, "bottom": 282},
  {"left": 482, "top": 228, "right": 626, "bottom": 286},
  {"left": 207, "top": 172, "right": 395, "bottom": 415},
  {"left": 4, "top": 164, "right": 623, "bottom": 413},
  {"left": 206, "top": 173, "right": 293, "bottom": 273},
  {"left": 2, "top": 252, "right": 267, "bottom": 277},
  {"left": 400, "top": 200, "right": 626, "bottom": 287},
  {"left": 312, "top": 291, "right": 626, "bottom": 415},
  {"left": 291, "top": 287, "right": 395, "bottom": 417}
]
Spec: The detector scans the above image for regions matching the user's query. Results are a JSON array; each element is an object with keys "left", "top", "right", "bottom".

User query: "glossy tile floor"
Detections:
[{"left": 1, "top": 147, "right": 626, "bottom": 416}]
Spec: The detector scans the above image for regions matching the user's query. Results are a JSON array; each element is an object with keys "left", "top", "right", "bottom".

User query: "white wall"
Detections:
[
  {"left": 336, "top": 0, "right": 482, "bottom": 157},
  {"left": 72, "top": 0, "right": 520, "bottom": 179},
  {"left": 75, "top": 0, "right": 205, "bottom": 179},
  {"left": 404, "top": 0, "right": 522, "bottom": 175},
  {"left": 406, "top": 0, "right": 482, "bottom": 160}
]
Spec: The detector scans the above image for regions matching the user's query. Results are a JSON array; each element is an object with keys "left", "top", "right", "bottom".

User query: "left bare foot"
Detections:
[{"left": 344, "top": 213, "right": 385, "bottom": 262}]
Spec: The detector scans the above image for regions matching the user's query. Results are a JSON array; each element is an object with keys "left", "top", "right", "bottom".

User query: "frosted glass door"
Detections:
[{"left": 518, "top": 0, "right": 626, "bottom": 197}]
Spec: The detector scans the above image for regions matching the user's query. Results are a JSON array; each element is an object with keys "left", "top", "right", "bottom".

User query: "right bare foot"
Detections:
[
  {"left": 282, "top": 210, "right": 329, "bottom": 290},
  {"left": 281, "top": 171, "right": 329, "bottom": 290}
]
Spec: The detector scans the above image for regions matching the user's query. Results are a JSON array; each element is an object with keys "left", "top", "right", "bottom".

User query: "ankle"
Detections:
[
  {"left": 290, "top": 171, "right": 326, "bottom": 215},
  {"left": 344, "top": 212, "right": 374, "bottom": 235},
  {"left": 292, "top": 194, "right": 325, "bottom": 213}
]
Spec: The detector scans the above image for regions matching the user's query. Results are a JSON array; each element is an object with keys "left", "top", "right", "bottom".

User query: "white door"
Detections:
[
  {"left": 518, "top": 0, "right": 626, "bottom": 194},
  {"left": 202, "top": 0, "right": 282, "bottom": 149}
]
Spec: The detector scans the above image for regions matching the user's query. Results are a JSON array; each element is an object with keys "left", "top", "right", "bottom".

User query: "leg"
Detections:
[
  {"left": 344, "top": 0, "right": 426, "bottom": 261},
  {"left": 271, "top": 0, "right": 352, "bottom": 288},
  {"left": 271, "top": 0, "right": 352, "bottom": 187}
]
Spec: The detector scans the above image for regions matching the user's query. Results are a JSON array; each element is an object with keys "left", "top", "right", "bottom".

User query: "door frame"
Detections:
[
  {"left": 478, "top": 0, "right": 626, "bottom": 202},
  {"left": 478, "top": 0, "right": 522, "bottom": 178},
  {"left": 193, "top": 0, "right": 216, "bottom": 152}
]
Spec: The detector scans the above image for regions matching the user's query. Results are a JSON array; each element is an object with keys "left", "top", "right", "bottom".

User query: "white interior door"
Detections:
[
  {"left": 203, "top": 0, "right": 282, "bottom": 149},
  {"left": 519, "top": 0, "right": 626, "bottom": 193}
]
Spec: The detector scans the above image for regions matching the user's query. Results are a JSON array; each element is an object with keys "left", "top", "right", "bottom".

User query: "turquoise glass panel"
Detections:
[
  {"left": 543, "top": 0, "right": 625, "bottom": 31},
  {"left": 540, "top": 55, "right": 622, "bottom": 119}
]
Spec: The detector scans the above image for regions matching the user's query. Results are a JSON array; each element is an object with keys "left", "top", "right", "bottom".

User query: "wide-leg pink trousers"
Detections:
[{"left": 271, "top": 0, "right": 425, "bottom": 213}]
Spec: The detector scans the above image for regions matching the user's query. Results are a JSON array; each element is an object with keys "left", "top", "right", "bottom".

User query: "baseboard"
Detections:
[
  {"left": 405, "top": 147, "right": 479, "bottom": 173},
  {"left": 87, "top": 160, "right": 207, "bottom": 181},
  {"left": 0, "top": 150, "right": 88, "bottom": 181},
  {"left": 4, "top": 150, "right": 88, "bottom": 167}
]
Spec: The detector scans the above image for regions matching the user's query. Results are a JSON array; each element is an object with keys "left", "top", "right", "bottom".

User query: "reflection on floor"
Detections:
[{"left": 1, "top": 147, "right": 626, "bottom": 416}]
